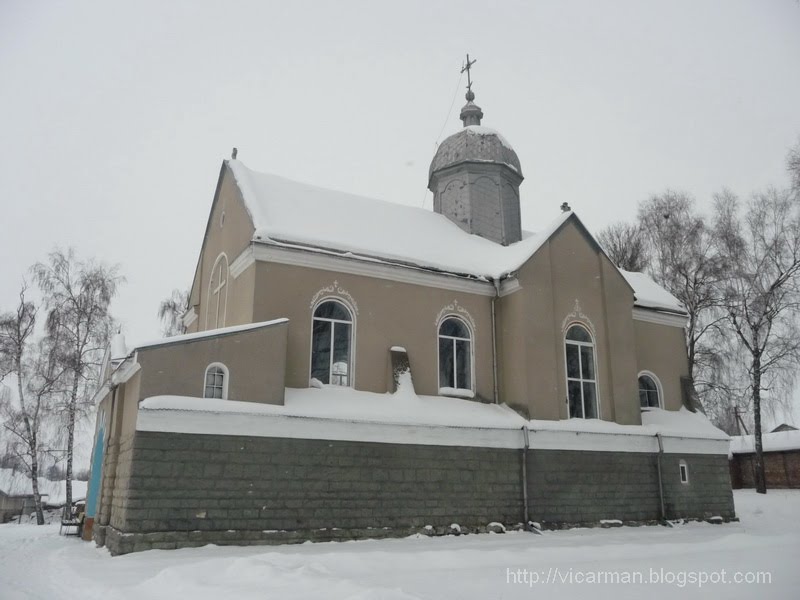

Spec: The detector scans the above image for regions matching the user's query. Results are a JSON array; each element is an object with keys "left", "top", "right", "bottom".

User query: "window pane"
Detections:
[
  {"left": 566, "top": 325, "right": 591, "bottom": 343},
  {"left": 583, "top": 382, "right": 598, "bottom": 418},
  {"left": 331, "top": 322, "right": 351, "bottom": 386},
  {"left": 204, "top": 384, "right": 213, "bottom": 398},
  {"left": 205, "top": 372, "right": 215, "bottom": 386},
  {"left": 638, "top": 376, "right": 659, "bottom": 408},
  {"left": 439, "top": 337, "right": 454, "bottom": 388},
  {"left": 439, "top": 318, "right": 469, "bottom": 339},
  {"left": 565, "top": 344, "right": 580, "bottom": 379},
  {"left": 314, "top": 300, "right": 351, "bottom": 321},
  {"left": 311, "top": 319, "right": 332, "bottom": 384},
  {"left": 580, "top": 346, "right": 595, "bottom": 380},
  {"left": 568, "top": 381, "right": 582, "bottom": 418},
  {"left": 455, "top": 339, "right": 471, "bottom": 390},
  {"left": 213, "top": 385, "right": 223, "bottom": 399}
]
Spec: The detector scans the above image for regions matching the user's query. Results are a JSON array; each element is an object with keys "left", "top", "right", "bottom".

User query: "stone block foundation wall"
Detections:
[{"left": 96, "top": 431, "right": 735, "bottom": 555}]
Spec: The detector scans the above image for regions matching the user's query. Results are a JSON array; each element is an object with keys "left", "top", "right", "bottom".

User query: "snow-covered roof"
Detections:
[
  {"left": 140, "top": 390, "right": 726, "bottom": 442},
  {"left": 0, "top": 469, "right": 87, "bottom": 505},
  {"left": 229, "top": 160, "right": 561, "bottom": 280},
  {"left": 134, "top": 319, "right": 288, "bottom": 352},
  {"left": 730, "top": 429, "right": 800, "bottom": 455},
  {"left": 228, "top": 160, "right": 684, "bottom": 313},
  {"left": 621, "top": 270, "right": 686, "bottom": 314}
]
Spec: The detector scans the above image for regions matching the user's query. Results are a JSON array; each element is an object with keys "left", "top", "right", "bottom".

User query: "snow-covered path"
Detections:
[{"left": 1, "top": 490, "right": 797, "bottom": 599}]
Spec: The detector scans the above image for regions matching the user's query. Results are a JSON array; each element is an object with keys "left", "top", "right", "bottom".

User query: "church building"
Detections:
[{"left": 84, "top": 78, "right": 734, "bottom": 554}]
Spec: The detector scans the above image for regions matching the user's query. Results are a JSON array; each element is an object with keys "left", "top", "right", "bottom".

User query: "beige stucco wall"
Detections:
[
  {"left": 178, "top": 165, "right": 691, "bottom": 425},
  {"left": 251, "top": 261, "right": 495, "bottom": 399},
  {"left": 135, "top": 322, "right": 289, "bottom": 405},
  {"left": 633, "top": 320, "right": 690, "bottom": 411},
  {"left": 497, "top": 220, "right": 641, "bottom": 424},
  {"left": 189, "top": 163, "right": 257, "bottom": 333}
]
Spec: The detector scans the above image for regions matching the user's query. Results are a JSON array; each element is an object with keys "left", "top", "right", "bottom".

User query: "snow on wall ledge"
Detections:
[{"left": 135, "top": 387, "right": 728, "bottom": 455}]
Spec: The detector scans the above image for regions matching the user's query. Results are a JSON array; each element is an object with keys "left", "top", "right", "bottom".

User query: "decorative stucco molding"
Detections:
[
  {"left": 561, "top": 299, "right": 596, "bottom": 336},
  {"left": 310, "top": 280, "right": 360, "bottom": 315},
  {"left": 435, "top": 299, "right": 477, "bottom": 333}
]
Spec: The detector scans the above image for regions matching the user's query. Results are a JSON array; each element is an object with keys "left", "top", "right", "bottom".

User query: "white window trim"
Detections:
[
  {"left": 203, "top": 362, "right": 229, "bottom": 400},
  {"left": 437, "top": 315, "right": 475, "bottom": 396},
  {"left": 637, "top": 370, "right": 663, "bottom": 409},
  {"left": 679, "top": 460, "right": 689, "bottom": 484},
  {"left": 563, "top": 322, "right": 601, "bottom": 419},
  {"left": 205, "top": 253, "right": 229, "bottom": 330},
  {"left": 309, "top": 296, "right": 356, "bottom": 388}
]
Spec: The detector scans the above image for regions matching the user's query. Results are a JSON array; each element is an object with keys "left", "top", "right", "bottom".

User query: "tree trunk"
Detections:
[
  {"left": 16, "top": 356, "right": 45, "bottom": 525},
  {"left": 29, "top": 447, "right": 45, "bottom": 525},
  {"left": 64, "top": 370, "right": 80, "bottom": 510},
  {"left": 752, "top": 354, "right": 767, "bottom": 494}
]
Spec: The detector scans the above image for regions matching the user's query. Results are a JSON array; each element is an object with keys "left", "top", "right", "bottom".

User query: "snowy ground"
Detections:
[{"left": 1, "top": 490, "right": 797, "bottom": 600}]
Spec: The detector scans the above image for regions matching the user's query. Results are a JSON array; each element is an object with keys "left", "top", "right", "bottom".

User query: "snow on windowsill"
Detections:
[{"left": 438, "top": 387, "right": 475, "bottom": 400}]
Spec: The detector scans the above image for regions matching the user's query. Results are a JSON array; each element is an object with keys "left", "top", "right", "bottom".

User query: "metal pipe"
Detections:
[
  {"left": 491, "top": 279, "right": 501, "bottom": 404},
  {"left": 522, "top": 425, "right": 530, "bottom": 526},
  {"left": 656, "top": 433, "right": 666, "bottom": 522}
]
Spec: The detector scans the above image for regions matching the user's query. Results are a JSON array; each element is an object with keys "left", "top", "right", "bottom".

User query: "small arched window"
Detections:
[
  {"left": 638, "top": 373, "right": 661, "bottom": 409},
  {"left": 438, "top": 317, "right": 473, "bottom": 394},
  {"left": 311, "top": 300, "right": 353, "bottom": 386},
  {"left": 203, "top": 363, "right": 228, "bottom": 399},
  {"left": 206, "top": 254, "right": 228, "bottom": 330},
  {"left": 565, "top": 324, "right": 598, "bottom": 419}
]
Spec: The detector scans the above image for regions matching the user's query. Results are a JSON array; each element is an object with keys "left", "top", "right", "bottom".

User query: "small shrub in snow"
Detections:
[
  {"left": 487, "top": 522, "right": 506, "bottom": 534},
  {"left": 448, "top": 523, "right": 462, "bottom": 535},
  {"left": 600, "top": 519, "right": 623, "bottom": 528}
]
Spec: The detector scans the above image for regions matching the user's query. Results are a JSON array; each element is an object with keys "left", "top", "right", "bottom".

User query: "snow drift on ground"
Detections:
[{"left": 0, "top": 490, "right": 796, "bottom": 599}]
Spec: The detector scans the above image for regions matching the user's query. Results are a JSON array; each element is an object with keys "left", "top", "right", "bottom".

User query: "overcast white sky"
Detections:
[{"left": 2, "top": 1, "right": 799, "bottom": 421}]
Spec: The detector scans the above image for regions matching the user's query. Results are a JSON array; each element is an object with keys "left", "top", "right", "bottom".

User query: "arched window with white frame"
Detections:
[
  {"left": 205, "top": 253, "right": 228, "bottom": 330},
  {"left": 203, "top": 363, "right": 229, "bottom": 399},
  {"left": 438, "top": 316, "right": 473, "bottom": 396},
  {"left": 310, "top": 299, "right": 354, "bottom": 386},
  {"left": 565, "top": 323, "right": 598, "bottom": 419},
  {"left": 638, "top": 372, "right": 662, "bottom": 409}
]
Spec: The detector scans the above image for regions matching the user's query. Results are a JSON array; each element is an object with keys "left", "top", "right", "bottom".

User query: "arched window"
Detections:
[
  {"left": 638, "top": 372, "right": 661, "bottom": 409},
  {"left": 438, "top": 317, "right": 473, "bottom": 394},
  {"left": 311, "top": 300, "right": 353, "bottom": 386},
  {"left": 203, "top": 363, "right": 228, "bottom": 399},
  {"left": 206, "top": 254, "right": 228, "bottom": 330},
  {"left": 565, "top": 324, "right": 598, "bottom": 419}
]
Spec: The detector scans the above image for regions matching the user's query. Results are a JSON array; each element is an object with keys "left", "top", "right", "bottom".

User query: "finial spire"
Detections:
[
  {"left": 459, "top": 53, "right": 483, "bottom": 127},
  {"left": 461, "top": 54, "right": 477, "bottom": 101}
]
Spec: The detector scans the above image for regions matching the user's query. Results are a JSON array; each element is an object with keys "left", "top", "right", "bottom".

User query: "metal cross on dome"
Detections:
[{"left": 461, "top": 53, "right": 477, "bottom": 96}]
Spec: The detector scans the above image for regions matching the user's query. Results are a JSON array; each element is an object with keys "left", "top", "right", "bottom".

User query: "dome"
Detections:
[{"left": 429, "top": 125, "right": 522, "bottom": 181}]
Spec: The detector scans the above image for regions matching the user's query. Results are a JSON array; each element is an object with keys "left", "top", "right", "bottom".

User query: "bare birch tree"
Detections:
[
  {"left": 0, "top": 286, "right": 63, "bottom": 524},
  {"left": 597, "top": 222, "right": 650, "bottom": 272},
  {"left": 33, "top": 249, "right": 121, "bottom": 509},
  {"left": 638, "top": 191, "right": 727, "bottom": 399},
  {"left": 713, "top": 186, "right": 800, "bottom": 493},
  {"left": 158, "top": 289, "right": 189, "bottom": 337}
]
